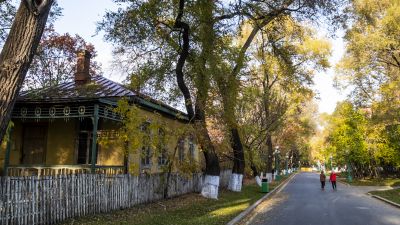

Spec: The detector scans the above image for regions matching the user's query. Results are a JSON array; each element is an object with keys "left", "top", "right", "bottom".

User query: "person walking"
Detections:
[
  {"left": 320, "top": 170, "right": 326, "bottom": 190},
  {"left": 330, "top": 170, "right": 337, "bottom": 190}
]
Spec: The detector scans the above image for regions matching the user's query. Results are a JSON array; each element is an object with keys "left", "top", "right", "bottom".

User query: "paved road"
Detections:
[{"left": 245, "top": 172, "right": 400, "bottom": 225}]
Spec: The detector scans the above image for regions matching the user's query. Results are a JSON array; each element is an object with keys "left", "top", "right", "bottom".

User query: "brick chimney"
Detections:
[{"left": 75, "top": 50, "right": 92, "bottom": 84}]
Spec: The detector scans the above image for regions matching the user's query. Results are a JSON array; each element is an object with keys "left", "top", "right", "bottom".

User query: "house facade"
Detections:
[{"left": 0, "top": 51, "right": 200, "bottom": 176}]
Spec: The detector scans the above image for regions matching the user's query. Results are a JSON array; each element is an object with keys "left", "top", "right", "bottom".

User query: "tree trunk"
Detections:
[
  {"left": 266, "top": 134, "right": 273, "bottom": 173},
  {"left": 194, "top": 118, "right": 220, "bottom": 199},
  {"left": 0, "top": 0, "right": 54, "bottom": 143},
  {"left": 228, "top": 128, "right": 245, "bottom": 192},
  {"left": 248, "top": 150, "right": 261, "bottom": 186},
  {"left": 230, "top": 128, "right": 245, "bottom": 174}
]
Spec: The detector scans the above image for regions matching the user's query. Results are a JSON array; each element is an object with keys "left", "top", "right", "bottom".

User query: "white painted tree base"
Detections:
[
  {"left": 266, "top": 173, "right": 273, "bottom": 183},
  {"left": 255, "top": 176, "right": 262, "bottom": 187},
  {"left": 228, "top": 173, "right": 243, "bottom": 192},
  {"left": 201, "top": 175, "right": 220, "bottom": 199}
]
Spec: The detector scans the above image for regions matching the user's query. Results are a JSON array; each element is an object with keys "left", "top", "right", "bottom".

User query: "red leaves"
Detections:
[{"left": 24, "top": 27, "right": 102, "bottom": 89}]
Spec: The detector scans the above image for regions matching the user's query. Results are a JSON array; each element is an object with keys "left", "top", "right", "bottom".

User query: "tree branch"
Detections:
[{"left": 173, "top": 0, "right": 194, "bottom": 120}]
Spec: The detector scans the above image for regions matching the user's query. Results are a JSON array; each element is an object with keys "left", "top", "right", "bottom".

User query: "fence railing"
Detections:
[
  {"left": 6, "top": 165, "right": 126, "bottom": 177},
  {"left": 0, "top": 170, "right": 232, "bottom": 225}
]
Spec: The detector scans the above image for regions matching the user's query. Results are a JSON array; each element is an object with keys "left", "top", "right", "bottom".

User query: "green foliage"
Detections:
[
  {"left": 321, "top": 101, "right": 400, "bottom": 178},
  {"left": 336, "top": 0, "right": 400, "bottom": 104},
  {"left": 237, "top": 17, "right": 330, "bottom": 172},
  {"left": 327, "top": 0, "right": 400, "bottom": 178},
  {"left": 326, "top": 102, "right": 368, "bottom": 166},
  {"left": 0, "top": 121, "right": 14, "bottom": 148}
]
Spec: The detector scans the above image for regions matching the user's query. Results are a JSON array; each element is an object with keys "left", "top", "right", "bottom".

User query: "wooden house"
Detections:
[{"left": 0, "top": 51, "right": 200, "bottom": 176}]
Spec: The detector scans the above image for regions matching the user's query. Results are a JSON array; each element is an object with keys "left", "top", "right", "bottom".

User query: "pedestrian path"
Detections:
[{"left": 244, "top": 172, "right": 400, "bottom": 225}]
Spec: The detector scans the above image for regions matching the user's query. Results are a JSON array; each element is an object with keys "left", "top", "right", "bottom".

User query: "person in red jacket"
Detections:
[{"left": 329, "top": 171, "right": 337, "bottom": 190}]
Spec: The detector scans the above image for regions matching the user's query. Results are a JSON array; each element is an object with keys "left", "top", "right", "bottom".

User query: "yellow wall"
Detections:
[
  {"left": 0, "top": 136, "right": 6, "bottom": 175},
  {"left": 97, "top": 120, "right": 124, "bottom": 166},
  {"left": 127, "top": 109, "right": 201, "bottom": 175},
  {"left": 0, "top": 120, "right": 23, "bottom": 167},
  {"left": 46, "top": 119, "right": 76, "bottom": 164}
]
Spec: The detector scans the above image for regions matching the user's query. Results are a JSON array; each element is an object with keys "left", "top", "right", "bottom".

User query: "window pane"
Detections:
[
  {"left": 189, "top": 136, "right": 195, "bottom": 160},
  {"left": 141, "top": 146, "right": 151, "bottom": 166},
  {"left": 178, "top": 139, "right": 185, "bottom": 162}
]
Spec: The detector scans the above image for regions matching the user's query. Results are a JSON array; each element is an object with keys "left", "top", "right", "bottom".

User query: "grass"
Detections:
[
  {"left": 341, "top": 177, "right": 400, "bottom": 187},
  {"left": 62, "top": 176, "right": 288, "bottom": 225},
  {"left": 369, "top": 189, "right": 400, "bottom": 205}
]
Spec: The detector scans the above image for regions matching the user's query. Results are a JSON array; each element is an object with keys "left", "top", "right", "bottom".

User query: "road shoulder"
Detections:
[{"left": 227, "top": 173, "right": 297, "bottom": 225}]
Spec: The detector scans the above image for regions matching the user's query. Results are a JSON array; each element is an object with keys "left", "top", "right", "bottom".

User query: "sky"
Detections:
[{"left": 53, "top": 0, "right": 348, "bottom": 114}]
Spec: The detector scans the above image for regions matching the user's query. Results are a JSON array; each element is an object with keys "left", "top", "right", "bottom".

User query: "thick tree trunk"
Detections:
[
  {"left": 248, "top": 150, "right": 261, "bottom": 186},
  {"left": 196, "top": 119, "right": 220, "bottom": 176},
  {"left": 0, "top": 0, "right": 54, "bottom": 143},
  {"left": 228, "top": 128, "right": 245, "bottom": 192},
  {"left": 194, "top": 119, "right": 220, "bottom": 199},
  {"left": 193, "top": 100, "right": 220, "bottom": 198},
  {"left": 230, "top": 128, "right": 245, "bottom": 174},
  {"left": 266, "top": 134, "right": 273, "bottom": 173}
]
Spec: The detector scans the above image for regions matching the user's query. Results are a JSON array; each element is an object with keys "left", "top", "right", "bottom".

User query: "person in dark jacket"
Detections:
[
  {"left": 330, "top": 171, "right": 337, "bottom": 190},
  {"left": 320, "top": 171, "right": 326, "bottom": 190}
]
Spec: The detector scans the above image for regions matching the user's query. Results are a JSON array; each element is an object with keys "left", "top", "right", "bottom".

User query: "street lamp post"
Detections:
[
  {"left": 274, "top": 146, "right": 281, "bottom": 180},
  {"left": 345, "top": 149, "right": 353, "bottom": 182},
  {"left": 290, "top": 155, "right": 293, "bottom": 172},
  {"left": 347, "top": 161, "right": 353, "bottom": 182},
  {"left": 330, "top": 154, "right": 333, "bottom": 171},
  {"left": 285, "top": 153, "right": 289, "bottom": 175}
]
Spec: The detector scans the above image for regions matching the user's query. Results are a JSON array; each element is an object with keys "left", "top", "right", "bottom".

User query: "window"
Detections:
[
  {"left": 76, "top": 118, "right": 97, "bottom": 164},
  {"left": 140, "top": 121, "right": 150, "bottom": 132},
  {"left": 77, "top": 131, "right": 93, "bottom": 164},
  {"left": 158, "top": 129, "right": 168, "bottom": 166},
  {"left": 22, "top": 125, "right": 47, "bottom": 164},
  {"left": 188, "top": 135, "right": 195, "bottom": 160},
  {"left": 140, "top": 121, "right": 152, "bottom": 168},
  {"left": 178, "top": 138, "right": 185, "bottom": 162},
  {"left": 158, "top": 148, "right": 168, "bottom": 165},
  {"left": 141, "top": 146, "right": 151, "bottom": 167}
]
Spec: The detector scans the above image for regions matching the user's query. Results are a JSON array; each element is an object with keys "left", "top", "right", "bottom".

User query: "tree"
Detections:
[
  {"left": 332, "top": 0, "right": 400, "bottom": 177},
  {"left": 99, "top": 0, "right": 342, "bottom": 196},
  {"left": 0, "top": 0, "right": 55, "bottom": 143},
  {"left": 324, "top": 102, "right": 376, "bottom": 177},
  {"left": 99, "top": 0, "right": 222, "bottom": 198},
  {"left": 336, "top": 0, "right": 400, "bottom": 106},
  {"left": 238, "top": 16, "right": 330, "bottom": 175},
  {"left": 277, "top": 100, "right": 319, "bottom": 167},
  {"left": 24, "top": 27, "right": 102, "bottom": 89}
]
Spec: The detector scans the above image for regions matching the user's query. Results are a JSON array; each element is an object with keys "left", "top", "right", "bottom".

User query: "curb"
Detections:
[
  {"left": 367, "top": 193, "right": 400, "bottom": 209},
  {"left": 337, "top": 179, "right": 350, "bottom": 187},
  {"left": 226, "top": 173, "right": 297, "bottom": 225}
]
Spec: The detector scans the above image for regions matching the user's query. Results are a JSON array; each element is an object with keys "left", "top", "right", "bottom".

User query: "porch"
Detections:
[{"left": 2, "top": 99, "right": 127, "bottom": 177}]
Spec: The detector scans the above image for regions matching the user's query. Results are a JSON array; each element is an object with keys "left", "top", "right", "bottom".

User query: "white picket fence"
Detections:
[{"left": 0, "top": 170, "right": 232, "bottom": 225}]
